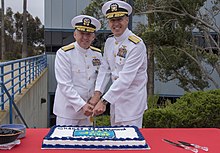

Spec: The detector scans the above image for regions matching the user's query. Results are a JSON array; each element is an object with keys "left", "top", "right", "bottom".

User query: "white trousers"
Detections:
[
  {"left": 110, "top": 114, "right": 143, "bottom": 128},
  {"left": 56, "top": 116, "right": 91, "bottom": 126}
]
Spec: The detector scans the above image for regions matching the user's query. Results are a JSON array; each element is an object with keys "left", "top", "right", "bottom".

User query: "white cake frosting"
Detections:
[{"left": 42, "top": 125, "right": 149, "bottom": 150}]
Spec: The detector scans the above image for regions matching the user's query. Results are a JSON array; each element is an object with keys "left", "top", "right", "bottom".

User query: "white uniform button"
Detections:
[{"left": 85, "top": 54, "right": 87, "bottom": 57}]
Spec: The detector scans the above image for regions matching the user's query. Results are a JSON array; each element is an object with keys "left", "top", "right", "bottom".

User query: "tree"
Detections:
[
  {"left": 3, "top": 7, "right": 20, "bottom": 59},
  {"left": 134, "top": 0, "right": 220, "bottom": 91},
  {"left": 14, "top": 12, "right": 44, "bottom": 56},
  {"left": 1, "top": 0, "right": 5, "bottom": 60},
  {"left": 0, "top": 7, "right": 44, "bottom": 59},
  {"left": 146, "top": 0, "right": 155, "bottom": 97},
  {"left": 22, "top": 0, "right": 27, "bottom": 58}
]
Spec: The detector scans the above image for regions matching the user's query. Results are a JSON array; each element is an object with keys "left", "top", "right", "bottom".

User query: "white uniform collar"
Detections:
[
  {"left": 114, "top": 28, "right": 131, "bottom": 42},
  {"left": 75, "top": 41, "right": 88, "bottom": 54}
]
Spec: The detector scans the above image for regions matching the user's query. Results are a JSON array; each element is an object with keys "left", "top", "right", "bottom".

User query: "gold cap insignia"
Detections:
[
  {"left": 83, "top": 18, "right": 91, "bottom": 26},
  {"left": 110, "top": 3, "right": 118, "bottom": 12}
]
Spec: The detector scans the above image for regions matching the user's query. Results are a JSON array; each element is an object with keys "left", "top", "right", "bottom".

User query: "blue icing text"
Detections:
[{"left": 73, "top": 130, "right": 115, "bottom": 138}]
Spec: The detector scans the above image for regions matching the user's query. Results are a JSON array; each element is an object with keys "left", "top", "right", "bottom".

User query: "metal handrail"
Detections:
[
  {"left": 0, "top": 82, "right": 28, "bottom": 127},
  {"left": 0, "top": 54, "right": 47, "bottom": 124}
]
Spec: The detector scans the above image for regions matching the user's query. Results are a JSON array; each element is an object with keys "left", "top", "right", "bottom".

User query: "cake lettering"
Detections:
[{"left": 73, "top": 130, "right": 115, "bottom": 138}]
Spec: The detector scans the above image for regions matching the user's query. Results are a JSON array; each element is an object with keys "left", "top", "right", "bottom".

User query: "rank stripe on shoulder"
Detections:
[
  {"left": 61, "top": 43, "right": 75, "bottom": 52},
  {"left": 128, "top": 35, "right": 141, "bottom": 44},
  {"left": 90, "top": 46, "right": 101, "bottom": 52}
]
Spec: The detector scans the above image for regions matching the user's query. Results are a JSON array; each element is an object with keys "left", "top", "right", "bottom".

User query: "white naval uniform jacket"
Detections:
[
  {"left": 53, "top": 42, "right": 102, "bottom": 119},
  {"left": 95, "top": 28, "right": 148, "bottom": 123}
]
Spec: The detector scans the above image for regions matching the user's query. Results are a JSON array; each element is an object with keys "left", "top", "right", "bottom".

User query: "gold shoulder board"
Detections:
[
  {"left": 61, "top": 43, "right": 75, "bottom": 52},
  {"left": 128, "top": 35, "right": 141, "bottom": 44},
  {"left": 90, "top": 46, "right": 101, "bottom": 52}
]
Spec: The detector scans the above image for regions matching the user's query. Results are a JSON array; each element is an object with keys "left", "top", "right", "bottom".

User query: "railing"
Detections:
[{"left": 0, "top": 54, "right": 47, "bottom": 123}]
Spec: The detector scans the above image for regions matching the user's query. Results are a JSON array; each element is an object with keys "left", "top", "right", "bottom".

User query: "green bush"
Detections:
[
  {"left": 143, "top": 89, "right": 220, "bottom": 128},
  {"left": 143, "top": 108, "right": 181, "bottom": 127},
  {"left": 96, "top": 115, "right": 111, "bottom": 126}
]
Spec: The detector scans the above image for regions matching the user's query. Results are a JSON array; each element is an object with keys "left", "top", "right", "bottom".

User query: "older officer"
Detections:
[
  {"left": 91, "top": 0, "right": 148, "bottom": 128},
  {"left": 53, "top": 15, "right": 102, "bottom": 126}
]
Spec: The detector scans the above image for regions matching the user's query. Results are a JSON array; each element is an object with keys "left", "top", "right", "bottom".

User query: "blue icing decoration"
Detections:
[{"left": 73, "top": 130, "right": 115, "bottom": 138}]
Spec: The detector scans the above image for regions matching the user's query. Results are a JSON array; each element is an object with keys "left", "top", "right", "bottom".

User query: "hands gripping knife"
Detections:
[
  {"left": 163, "top": 139, "right": 198, "bottom": 153},
  {"left": 178, "top": 140, "right": 209, "bottom": 152}
]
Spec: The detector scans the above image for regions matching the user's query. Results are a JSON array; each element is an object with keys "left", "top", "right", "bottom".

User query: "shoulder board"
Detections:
[
  {"left": 61, "top": 43, "right": 75, "bottom": 52},
  {"left": 128, "top": 35, "right": 141, "bottom": 44},
  {"left": 90, "top": 46, "right": 101, "bottom": 52}
]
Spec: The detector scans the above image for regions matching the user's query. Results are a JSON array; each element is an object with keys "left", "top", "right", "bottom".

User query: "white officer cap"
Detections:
[
  {"left": 102, "top": 0, "right": 132, "bottom": 19},
  {"left": 71, "top": 15, "right": 101, "bottom": 33}
]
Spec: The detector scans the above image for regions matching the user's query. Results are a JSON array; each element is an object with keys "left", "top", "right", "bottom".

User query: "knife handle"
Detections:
[
  {"left": 192, "top": 144, "right": 209, "bottom": 152},
  {"left": 90, "top": 116, "right": 94, "bottom": 123},
  {"left": 182, "top": 145, "right": 198, "bottom": 153}
]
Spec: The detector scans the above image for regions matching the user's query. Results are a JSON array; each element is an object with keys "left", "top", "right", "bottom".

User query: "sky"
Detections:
[{"left": 4, "top": 0, "right": 44, "bottom": 24}]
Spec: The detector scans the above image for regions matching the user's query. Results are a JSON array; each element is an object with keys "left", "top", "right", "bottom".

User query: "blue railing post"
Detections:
[
  {"left": 29, "top": 60, "right": 31, "bottom": 84},
  {"left": 19, "top": 61, "right": 21, "bottom": 93},
  {"left": 25, "top": 60, "right": 27, "bottom": 88},
  {"left": 11, "top": 64, "right": 14, "bottom": 100},
  {"left": 32, "top": 59, "right": 34, "bottom": 81},
  {"left": 1, "top": 67, "right": 4, "bottom": 110}
]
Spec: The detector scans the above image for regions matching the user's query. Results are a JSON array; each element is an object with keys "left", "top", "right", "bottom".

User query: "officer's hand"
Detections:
[
  {"left": 82, "top": 103, "right": 94, "bottom": 116},
  {"left": 93, "top": 100, "right": 106, "bottom": 116},
  {"left": 88, "top": 95, "right": 100, "bottom": 106},
  {"left": 88, "top": 91, "right": 102, "bottom": 106}
]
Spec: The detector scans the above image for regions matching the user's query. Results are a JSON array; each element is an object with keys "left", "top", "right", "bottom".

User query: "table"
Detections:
[{"left": 4, "top": 128, "right": 220, "bottom": 153}]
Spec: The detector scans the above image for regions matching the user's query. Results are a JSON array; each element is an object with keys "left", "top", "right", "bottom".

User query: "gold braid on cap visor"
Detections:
[
  {"left": 106, "top": 12, "right": 128, "bottom": 19},
  {"left": 75, "top": 25, "right": 96, "bottom": 33}
]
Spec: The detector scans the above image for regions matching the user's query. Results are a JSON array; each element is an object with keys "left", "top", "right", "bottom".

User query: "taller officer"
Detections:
[
  {"left": 53, "top": 15, "right": 102, "bottom": 126},
  {"left": 90, "top": 0, "right": 148, "bottom": 128}
]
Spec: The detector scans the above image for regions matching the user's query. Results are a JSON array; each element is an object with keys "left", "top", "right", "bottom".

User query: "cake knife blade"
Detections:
[
  {"left": 178, "top": 140, "right": 209, "bottom": 151},
  {"left": 90, "top": 115, "right": 96, "bottom": 130},
  {"left": 87, "top": 97, "right": 95, "bottom": 130},
  {"left": 93, "top": 115, "right": 96, "bottom": 130},
  {"left": 163, "top": 139, "right": 198, "bottom": 153},
  {"left": 90, "top": 116, "right": 94, "bottom": 127}
]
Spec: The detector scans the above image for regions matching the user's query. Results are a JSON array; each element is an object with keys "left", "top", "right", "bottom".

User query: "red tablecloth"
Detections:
[{"left": 3, "top": 128, "right": 220, "bottom": 153}]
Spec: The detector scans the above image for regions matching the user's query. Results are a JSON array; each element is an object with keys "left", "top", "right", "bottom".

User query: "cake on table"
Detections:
[{"left": 41, "top": 125, "right": 150, "bottom": 150}]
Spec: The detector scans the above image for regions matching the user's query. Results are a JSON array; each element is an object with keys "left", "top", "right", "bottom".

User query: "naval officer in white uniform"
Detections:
[
  {"left": 91, "top": 0, "right": 148, "bottom": 128},
  {"left": 53, "top": 15, "right": 102, "bottom": 125}
]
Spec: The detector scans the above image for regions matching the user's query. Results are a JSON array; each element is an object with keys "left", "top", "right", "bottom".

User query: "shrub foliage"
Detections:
[{"left": 143, "top": 89, "right": 220, "bottom": 128}]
